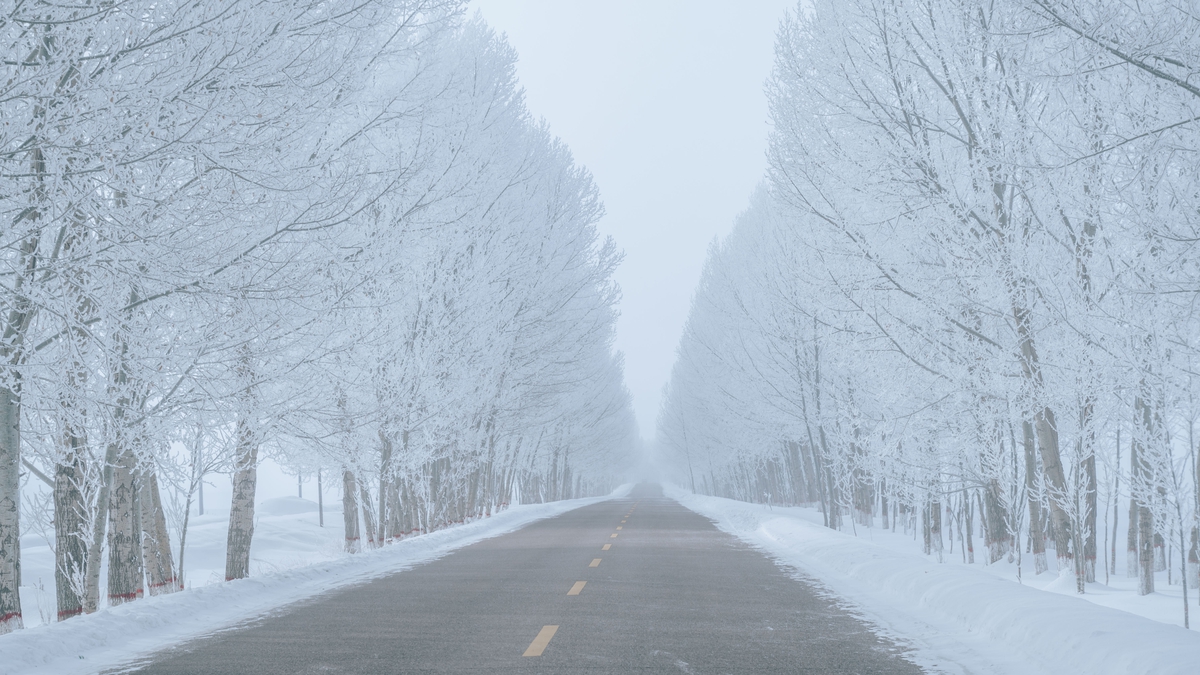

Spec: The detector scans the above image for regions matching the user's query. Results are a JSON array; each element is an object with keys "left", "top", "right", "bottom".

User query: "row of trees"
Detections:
[
  {"left": 0, "top": 1, "right": 636, "bottom": 634},
  {"left": 659, "top": 0, "right": 1200, "bottom": 626}
]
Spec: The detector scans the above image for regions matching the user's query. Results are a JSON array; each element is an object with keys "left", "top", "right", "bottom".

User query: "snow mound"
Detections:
[{"left": 667, "top": 486, "right": 1200, "bottom": 675}]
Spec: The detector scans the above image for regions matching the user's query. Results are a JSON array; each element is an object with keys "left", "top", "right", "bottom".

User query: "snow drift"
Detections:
[{"left": 667, "top": 486, "right": 1200, "bottom": 675}]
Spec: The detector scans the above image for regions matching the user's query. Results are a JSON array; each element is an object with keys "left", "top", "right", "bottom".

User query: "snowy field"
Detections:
[
  {"left": 667, "top": 486, "right": 1200, "bottom": 675},
  {"left": 1, "top": 487, "right": 629, "bottom": 675},
  {"left": 16, "top": 495, "right": 347, "bottom": 630}
]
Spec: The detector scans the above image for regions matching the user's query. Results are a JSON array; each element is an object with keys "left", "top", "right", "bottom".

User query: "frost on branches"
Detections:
[
  {"left": 658, "top": 0, "right": 1200, "bottom": 629},
  {"left": 0, "top": 1, "right": 637, "bottom": 634}
]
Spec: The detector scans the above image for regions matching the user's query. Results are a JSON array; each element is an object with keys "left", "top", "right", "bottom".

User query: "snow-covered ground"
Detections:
[
  {"left": 666, "top": 485, "right": 1200, "bottom": 675},
  {"left": 1, "top": 486, "right": 630, "bottom": 675},
  {"left": 17, "top": 496, "right": 350, "bottom": 629}
]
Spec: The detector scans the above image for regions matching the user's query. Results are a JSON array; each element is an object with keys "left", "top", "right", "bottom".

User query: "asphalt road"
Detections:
[{"left": 121, "top": 484, "right": 923, "bottom": 674}]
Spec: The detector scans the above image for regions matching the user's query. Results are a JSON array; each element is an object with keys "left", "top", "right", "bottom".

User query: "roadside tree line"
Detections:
[
  {"left": 659, "top": 0, "right": 1200, "bottom": 626},
  {"left": 0, "top": 0, "right": 637, "bottom": 633}
]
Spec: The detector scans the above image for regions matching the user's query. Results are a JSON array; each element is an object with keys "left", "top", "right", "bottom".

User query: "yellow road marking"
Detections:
[
  {"left": 523, "top": 625, "right": 558, "bottom": 657},
  {"left": 602, "top": 544, "right": 611, "bottom": 550},
  {"left": 616, "top": 526, "right": 622, "bottom": 530},
  {"left": 621, "top": 520, "right": 627, "bottom": 523},
  {"left": 568, "top": 581, "right": 587, "bottom": 596},
  {"left": 610, "top": 533, "right": 618, "bottom": 538},
  {"left": 590, "top": 558, "right": 601, "bottom": 567}
]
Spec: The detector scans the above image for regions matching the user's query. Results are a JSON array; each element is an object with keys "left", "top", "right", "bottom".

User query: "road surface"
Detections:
[{"left": 122, "top": 484, "right": 923, "bottom": 674}]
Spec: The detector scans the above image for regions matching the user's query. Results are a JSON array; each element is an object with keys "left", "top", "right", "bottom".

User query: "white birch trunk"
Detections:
[
  {"left": 342, "top": 470, "right": 360, "bottom": 553},
  {"left": 224, "top": 417, "right": 259, "bottom": 581},
  {"left": 106, "top": 449, "right": 142, "bottom": 606},
  {"left": 0, "top": 387, "right": 21, "bottom": 633},
  {"left": 1023, "top": 421, "right": 1049, "bottom": 575}
]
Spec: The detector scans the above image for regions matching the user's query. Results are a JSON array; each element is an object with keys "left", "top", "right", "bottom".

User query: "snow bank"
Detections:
[
  {"left": 0, "top": 486, "right": 630, "bottom": 675},
  {"left": 666, "top": 486, "right": 1200, "bottom": 675}
]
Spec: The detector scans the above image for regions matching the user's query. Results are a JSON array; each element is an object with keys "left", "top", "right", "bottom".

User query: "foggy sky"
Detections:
[{"left": 472, "top": 0, "right": 795, "bottom": 440}]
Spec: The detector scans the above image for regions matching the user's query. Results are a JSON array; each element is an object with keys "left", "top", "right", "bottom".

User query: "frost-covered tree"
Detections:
[
  {"left": 0, "top": 4, "right": 635, "bottom": 634},
  {"left": 660, "top": 0, "right": 1200, "bottom": 627}
]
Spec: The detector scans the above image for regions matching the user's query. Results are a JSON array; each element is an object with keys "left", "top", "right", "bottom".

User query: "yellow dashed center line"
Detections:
[
  {"left": 610, "top": 533, "right": 618, "bottom": 538},
  {"left": 602, "top": 544, "right": 611, "bottom": 550},
  {"left": 590, "top": 558, "right": 601, "bottom": 567},
  {"left": 616, "top": 526, "right": 622, "bottom": 530},
  {"left": 523, "top": 625, "right": 558, "bottom": 657},
  {"left": 568, "top": 581, "right": 587, "bottom": 596}
]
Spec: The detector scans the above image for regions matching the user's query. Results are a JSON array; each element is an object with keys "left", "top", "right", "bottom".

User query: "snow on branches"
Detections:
[
  {"left": 0, "top": 2, "right": 636, "bottom": 633},
  {"left": 659, "top": 0, "right": 1200, "bottom": 627}
]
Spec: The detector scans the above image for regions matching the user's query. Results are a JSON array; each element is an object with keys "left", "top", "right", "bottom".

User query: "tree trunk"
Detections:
[
  {"left": 923, "top": 502, "right": 932, "bottom": 555},
  {"left": 106, "top": 449, "right": 143, "bottom": 606},
  {"left": 342, "top": 470, "right": 360, "bottom": 552},
  {"left": 386, "top": 480, "right": 402, "bottom": 541},
  {"left": 983, "top": 479, "right": 1009, "bottom": 564},
  {"left": 1193, "top": 423, "right": 1200, "bottom": 591},
  {"left": 82, "top": 440, "right": 120, "bottom": 614},
  {"left": 1023, "top": 421, "right": 1048, "bottom": 574},
  {"left": 1188, "top": 527, "right": 1199, "bottom": 592},
  {"left": 880, "top": 477, "right": 888, "bottom": 524},
  {"left": 139, "top": 470, "right": 178, "bottom": 595},
  {"left": 1111, "top": 428, "right": 1122, "bottom": 581},
  {"left": 377, "top": 431, "right": 393, "bottom": 544},
  {"left": 787, "top": 441, "right": 805, "bottom": 503},
  {"left": 964, "top": 492, "right": 975, "bottom": 564},
  {"left": 852, "top": 452, "right": 873, "bottom": 526},
  {"left": 1133, "top": 396, "right": 1155, "bottom": 595},
  {"left": 85, "top": 370, "right": 144, "bottom": 610},
  {"left": 0, "top": 387, "right": 23, "bottom": 633},
  {"left": 1083, "top": 451, "right": 1097, "bottom": 583},
  {"left": 400, "top": 479, "right": 415, "bottom": 534},
  {"left": 224, "top": 417, "right": 259, "bottom": 581},
  {"left": 54, "top": 446, "right": 87, "bottom": 621},
  {"left": 926, "top": 497, "right": 944, "bottom": 562},
  {"left": 819, "top": 427, "right": 840, "bottom": 530},
  {"left": 1127, "top": 494, "right": 1140, "bottom": 578},
  {"left": 1013, "top": 304, "right": 1073, "bottom": 573},
  {"left": 1079, "top": 399, "right": 1098, "bottom": 584},
  {"left": 360, "top": 485, "right": 377, "bottom": 548},
  {"left": 132, "top": 477, "right": 145, "bottom": 600},
  {"left": 1034, "top": 407, "right": 1073, "bottom": 572},
  {"left": 1138, "top": 498, "right": 1155, "bottom": 595}
]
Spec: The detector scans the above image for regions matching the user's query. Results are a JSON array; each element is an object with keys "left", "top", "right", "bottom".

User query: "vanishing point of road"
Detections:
[{"left": 122, "top": 484, "right": 923, "bottom": 674}]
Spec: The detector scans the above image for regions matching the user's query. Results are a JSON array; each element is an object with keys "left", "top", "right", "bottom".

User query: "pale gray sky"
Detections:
[{"left": 472, "top": 0, "right": 795, "bottom": 440}]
